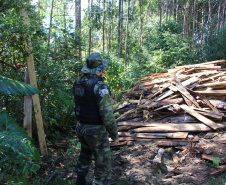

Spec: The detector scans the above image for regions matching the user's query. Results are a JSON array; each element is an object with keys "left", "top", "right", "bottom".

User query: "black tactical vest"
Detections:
[{"left": 73, "top": 75, "right": 103, "bottom": 125}]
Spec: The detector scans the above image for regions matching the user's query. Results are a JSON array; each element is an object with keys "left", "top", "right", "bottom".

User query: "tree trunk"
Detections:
[
  {"left": 208, "top": 0, "right": 212, "bottom": 43},
  {"left": 192, "top": 0, "right": 196, "bottom": 41},
  {"left": 200, "top": 2, "right": 204, "bottom": 43},
  {"left": 102, "top": 0, "right": 106, "bottom": 52},
  {"left": 38, "top": 0, "right": 41, "bottom": 25},
  {"left": 88, "top": 0, "right": 93, "bottom": 55},
  {"left": 124, "top": 0, "right": 130, "bottom": 67},
  {"left": 23, "top": 68, "right": 32, "bottom": 138},
  {"left": 108, "top": 0, "right": 114, "bottom": 53},
  {"left": 45, "top": 0, "right": 54, "bottom": 65},
  {"left": 128, "top": 0, "right": 135, "bottom": 61},
  {"left": 139, "top": 0, "right": 143, "bottom": 46},
  {"left": 217, "top": 0, "right": 222, "bottom": 30},
  {"left": 75, "top": 0, "right": 81, "bottom": 58},
  {"left": 159, "top": 0, "right": 162, "bottom": 27},
  {"left": 165, "top": 0, "right": 169, "bottom": 22},
  {"left": 117, "top": 0, "right": 122, "bottom": 58},
  {"left": 183, "top": 0, "right": 189, "bottom": 38},
  {"left": 176, "top": 0, "right": 179, "bottom": 23}
]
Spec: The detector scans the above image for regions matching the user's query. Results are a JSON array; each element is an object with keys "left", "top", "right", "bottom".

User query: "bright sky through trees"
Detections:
[{"left": 31, "top": 0, "right": 88, "bottom": 19}]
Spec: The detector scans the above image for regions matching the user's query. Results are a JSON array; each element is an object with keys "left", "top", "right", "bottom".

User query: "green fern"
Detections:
[
  {"left": 0, "top": 75, "right": 41, "bottom": 95},
  {"left": 0, "top": 111, "right": 29, "bottom": 138},
  {"left": 57, "top": 89, "right": 73, "bottom": 107},
  {"left": 0, "top": 112, "right": 40, "bottom": 183}
]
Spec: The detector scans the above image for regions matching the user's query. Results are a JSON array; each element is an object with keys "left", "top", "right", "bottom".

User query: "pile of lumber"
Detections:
[{"left": 110, "top": 60, "right": 226, "bottom": 147}]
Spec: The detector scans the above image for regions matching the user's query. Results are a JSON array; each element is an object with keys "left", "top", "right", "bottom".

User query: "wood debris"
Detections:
[{"left": 111, "top": 60, "right": 226, "bottom": 147}]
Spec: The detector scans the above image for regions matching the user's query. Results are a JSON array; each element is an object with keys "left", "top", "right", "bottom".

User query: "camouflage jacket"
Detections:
[{"left": 76, "top": 74, "right": 118, "bottom": 141}]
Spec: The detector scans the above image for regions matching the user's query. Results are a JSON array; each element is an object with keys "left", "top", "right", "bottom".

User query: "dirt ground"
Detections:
[{"left": 34, "top": 130, "right": 226, "bottom": 185}]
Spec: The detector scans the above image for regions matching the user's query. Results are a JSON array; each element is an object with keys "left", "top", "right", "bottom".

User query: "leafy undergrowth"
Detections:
[{"left": 32, "top": 130, "right": 226, "bottom": 185}]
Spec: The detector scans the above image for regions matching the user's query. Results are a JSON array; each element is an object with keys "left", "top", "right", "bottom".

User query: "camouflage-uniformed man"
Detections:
[{"left": 73, "top": 52, "right": 118, "bottom": 185}]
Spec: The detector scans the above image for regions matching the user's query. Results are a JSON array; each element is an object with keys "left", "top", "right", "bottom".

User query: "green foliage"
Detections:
[
  {"left": 0, "top": 9, "right": 28, "bottom": 71},
  {"left": 212, "top": 157, "right": 221, "bottom": 167},
  {"left": 209, "top": 177, "right": 225, "bottom": 185},
  {"left": 102, "top": 53, "right": 124, "bottom": 91},
  {"left": 144, "top": 19, "right": 200, "bottom": 69},
  {"left": 50, "top": 89, "right": 74, "bottom": 131},
  {"left": 0, "top": 112, "right": 40, "bottom": 183},
  {"left": 203, "top": 26, "right": 226, "bottom": 61},
  {"left": 0, "top": 75, "right": 41, "bottom": 95}
]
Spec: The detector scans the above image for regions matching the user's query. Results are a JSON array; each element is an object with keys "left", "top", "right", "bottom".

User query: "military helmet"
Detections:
[{"left": 81, "top": 52, "right": 109, "bottom": 74}]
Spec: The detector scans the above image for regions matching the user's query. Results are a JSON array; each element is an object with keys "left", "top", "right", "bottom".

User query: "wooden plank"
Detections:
[
  {"left": 116, "top": 108, "right": 137, "bottom": 122},
  {"left": 129, "top": 123, "right": 225, "bottom": 132},
  {"left": 170, "top": 84, "right": 202, "bottom": 108},
  {"left": 188, "top": 88, "right": 220, "bottom": 113},
  {"left": 198, "top": 59, "right": 226, "bottom": 66},
  {"left": 171, "top": 74, "right": 200, "bottom": 108},
  {"left": 155, "top": 137, "right": 199, "bottom": 147},
  {"left": 155, "top": 114, "right": 197, "bottom": 123},
  {"left": 197, "top": 81, "right": 226, "bottom": 88},
  {"left": 118, "top": 132, "right": 134, "bottom": 137},
  {"left": 180, "top": 104, "right": 220, "bottom": 130},
  {"left": 20, "top": 10, "right": 48, "bottom": 158},
  {"left": 135, "top": 132, "right": 188, "bottom": 139},
  {"left": 208, "top": 99, "right": 226, "bottom": 108},
  {"left": 194, "top": 90, "right": 226, "bottom": 95},
  {"left": 117, "top": 125, "right": 136, "bottom": 131},
  {"left": 139, "top": 98, "right": 184, "bottom": 109},
  {"left": 193, "top": 108, "right": 224, "bottom": 119},
  {"left": 113, "top": 82, "right": 140, "bottom": 112},
  {"left": 202, "top": 154, "right": 221, "bottom": 163},
  {"left": 200, "top": 72, "right": 226, "bottom": 83},
  {"left": 109, "top": 137, "right": 134, "bottom": 142},
  {"left": 142, "top": 85, "right": 170, "bottom": 104},
  {"left": 210, "top": 166, "right": 226, "bottom": 176}
]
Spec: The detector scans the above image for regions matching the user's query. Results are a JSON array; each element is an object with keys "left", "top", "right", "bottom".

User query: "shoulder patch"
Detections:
[{"left": 101, "top": 88, "right": 109, "bottom": 95}]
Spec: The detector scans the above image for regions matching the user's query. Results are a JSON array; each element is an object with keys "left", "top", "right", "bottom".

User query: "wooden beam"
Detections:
[
  {"left": 128, "top": 123, "right": 225, "bottom": 132},
  {"left": 197, "top": 81, "right": 226, "bottom": 88},
  {"left": 194, "top": 90, "right": 226, "bottom": 95},
  {"left": 20, "top": 10, "right": 48, "bottom": 158},
  {"left": 135, "top": 132, "right": 188, "bottom": 139},
  {"left": 155, "top": 137, "right": 199, "bottom": 147},
  {"left": 138, "top": 98, "right": 184, "bottom": 109},
  {"left": 180, "top": 104, "right": 220, "bottom": 130}
]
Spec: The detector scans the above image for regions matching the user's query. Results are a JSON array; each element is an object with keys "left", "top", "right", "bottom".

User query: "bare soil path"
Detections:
[{"left": 34, "top": 130, "right": 226, "bottom": 185}]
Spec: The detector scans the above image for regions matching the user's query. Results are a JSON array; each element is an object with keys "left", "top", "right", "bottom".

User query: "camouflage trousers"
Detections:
[{"left": 75, "top": 122, "right": 111, "bottom": 184}]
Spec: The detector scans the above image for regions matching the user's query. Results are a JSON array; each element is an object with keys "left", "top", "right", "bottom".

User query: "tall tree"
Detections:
[
  {"left": 165, "top": 0, "right": 169, "bottom": 22},
  {"left": 117, "top": 0, "right": 123, "bottom": 58},
  {"left": 159, "top": 0, "right": 162, "bottom": 27},
  {"left": 45, "top": 0, "right": 54, "bottom": 65},
  {"left": 88, "top": 0, "right": 93, "bottom": 55},
  {"left": 128, "top": 0, "right": 135, "bottom": 61},
  {"left": 208, "top": 0, "right": 212, "bottom": 41},
  {"left": 102, "top": 0, "right": 106, "bottom": 52},
  {"left": 124, "top": 0, "right": 130, "bottom": 67},
  {"left": 217, "top": 0, "right": 222, "bottom": 30},
  {"left": 75, "top": 0, "right": 81, "bottom": 58},
  {"left": 108, "top": 0, "right": 115, "bottom": 52},
  {"left": 139, "top": 0, "right": 143, "bottom": 46}
]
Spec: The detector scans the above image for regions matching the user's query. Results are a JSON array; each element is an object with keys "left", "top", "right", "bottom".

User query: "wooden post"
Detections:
[
  {"left": 20, "top": 10, "right": 48, "bottom": 158},
  {"left": 23, "top": 67, "right": 32, "bottom": 137}
]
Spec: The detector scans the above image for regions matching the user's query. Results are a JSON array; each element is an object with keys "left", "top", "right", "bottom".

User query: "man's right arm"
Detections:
[{"left": 95, "top": 82, "right": 118, "bottom": 141}]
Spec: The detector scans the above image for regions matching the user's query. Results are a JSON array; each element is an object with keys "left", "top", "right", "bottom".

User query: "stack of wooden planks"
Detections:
[{"left": 110, "top": 60, "right": 226, "bottom": 147}]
